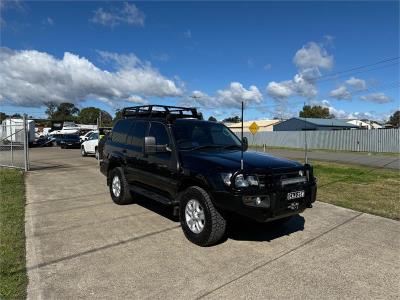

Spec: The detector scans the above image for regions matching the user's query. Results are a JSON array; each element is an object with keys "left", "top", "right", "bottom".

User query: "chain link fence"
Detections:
[{"left": 0, "top": 116, "right": 30, "bottom": 170}]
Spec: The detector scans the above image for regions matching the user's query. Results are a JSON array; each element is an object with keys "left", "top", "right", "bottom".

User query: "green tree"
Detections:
[
  {"left": 223, "top": 116, "right": 242, "bottom": 123},
  {"left": 53, "top": 102, "right": 80, "bottom": 121},
  {"left": 388, "top": 110, "right": 400, "bottom": 127},
  {"left": 299, "top": 105, "right": 334, "bottom": 119},
  {"left": 44, "top": 102, "right": 58, "bottom": 119},
  {"left": 208, "top": 116, "right": 217, "bottom": 122},
  {"left": 113, "top": 109, "right": 123, "bottom": 125},
  {"left": 0, "top": 112, "right": 8, "bottom": 122},
  {"left": 78, "top": 107, "right": 112, "bottom": 125}
]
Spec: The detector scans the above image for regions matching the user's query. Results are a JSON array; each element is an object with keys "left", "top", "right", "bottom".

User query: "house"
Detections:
[
  {"left": 346, "top": 119, "right": 383, "bottom": 129},
  {"left": 225, "top": 119, "right": 282, "bottom": 133},
  {"left": 273, "top": 117, "right": 359, "bottom": 131}
]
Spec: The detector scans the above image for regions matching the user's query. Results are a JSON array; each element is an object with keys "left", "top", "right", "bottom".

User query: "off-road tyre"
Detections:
[
  {"left": 109, "top": 167, "right": 133, "bottom": 205},
  {"left": 180, "top": 186, "right": 227, "bottom": 246}
]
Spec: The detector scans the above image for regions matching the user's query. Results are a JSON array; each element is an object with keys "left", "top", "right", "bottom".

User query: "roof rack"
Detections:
[{"left": 121, "top": 105, "right": 201, "bottom": 122}]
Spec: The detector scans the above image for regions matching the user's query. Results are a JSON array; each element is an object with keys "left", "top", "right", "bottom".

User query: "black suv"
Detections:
[{"left": 100, "top": 105, "right": 317, "bottom": 246}]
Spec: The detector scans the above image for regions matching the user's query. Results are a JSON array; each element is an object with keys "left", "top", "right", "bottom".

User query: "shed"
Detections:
[{"left": 273, "top": 117, "right": 359, "bottom": 131}]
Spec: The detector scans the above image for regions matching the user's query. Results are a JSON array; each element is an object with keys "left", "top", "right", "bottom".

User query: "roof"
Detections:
[
  {"left": 292, "top": 117, "right": 359, "bottom": 128},
  {"left": 225, "top": 119, "right": 281, "bottom": 128}
]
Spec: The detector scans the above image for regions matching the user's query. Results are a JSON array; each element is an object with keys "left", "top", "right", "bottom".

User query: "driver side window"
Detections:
[{"left": 149, "top": 122, "right": 169, "bottom": 146}]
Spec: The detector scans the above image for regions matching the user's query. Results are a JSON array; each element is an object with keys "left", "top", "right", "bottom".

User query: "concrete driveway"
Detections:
[{"left": 25, "top": 147, "right": 400, "bottom": 299}]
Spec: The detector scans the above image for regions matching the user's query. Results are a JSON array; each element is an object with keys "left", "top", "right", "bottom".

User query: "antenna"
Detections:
[
  {"left": 241, "top": 101, "right": 244, "bottom": 170},
  {"left": 303, "top": 102, "right": 308, "bottom": 164}
]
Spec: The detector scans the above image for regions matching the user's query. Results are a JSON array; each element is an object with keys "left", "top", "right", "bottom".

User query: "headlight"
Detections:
[
  {"left": 234, "top": 174, "right": 259, "bottom": 188},
  {"left": 220, "top": 173, "right": 232, "bottom": 186}
]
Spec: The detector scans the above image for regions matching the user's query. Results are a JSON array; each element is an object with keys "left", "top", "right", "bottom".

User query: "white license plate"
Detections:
[{"left": 287, "top": 190, "right": 305, "bottom": 200}]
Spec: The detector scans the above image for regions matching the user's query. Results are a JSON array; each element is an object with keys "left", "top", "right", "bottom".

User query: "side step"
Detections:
[{"left": 129, "top": 185, "right": 173, "bottom": 205}]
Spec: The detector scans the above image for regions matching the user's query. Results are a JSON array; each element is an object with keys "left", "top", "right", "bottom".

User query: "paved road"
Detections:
[
  {"left": 259, "top": 148, "right": 400, "bottom": 170},
  {"left": 25, "top": 148, "right": 400, "bottom": 299}
]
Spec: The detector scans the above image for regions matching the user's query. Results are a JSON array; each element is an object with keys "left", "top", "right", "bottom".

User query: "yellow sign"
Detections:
[{"left": 249, "top": 121, "right": 259, "bottom": 135}]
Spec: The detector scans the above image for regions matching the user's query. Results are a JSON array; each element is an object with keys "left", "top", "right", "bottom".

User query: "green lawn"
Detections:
[
  {"left": 0, "top": 168, "right": 28, "bottom": 299},
  {"left": 312, "top": 161, "right": 400, "bottom": 220}
]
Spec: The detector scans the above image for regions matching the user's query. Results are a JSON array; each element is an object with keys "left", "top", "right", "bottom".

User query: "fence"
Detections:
[
  {"left": 0, "top": 116, "right": 30, "bottom": 170},
  {"left": 242, "top": 128, "right": 400, "bottom": 153}
]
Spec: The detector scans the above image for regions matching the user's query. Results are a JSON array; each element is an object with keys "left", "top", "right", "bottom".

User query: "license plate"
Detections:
[
  {"left": 287, "top": 190, "right": 305, "bottom": 200},
  {"left": 68, "top": 143, "right": 72, "bottom": 146}
]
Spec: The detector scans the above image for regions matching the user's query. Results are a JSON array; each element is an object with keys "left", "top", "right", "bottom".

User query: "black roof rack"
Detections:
[{"left": 121, "top": 105, "right": 201, "bottom": 122}]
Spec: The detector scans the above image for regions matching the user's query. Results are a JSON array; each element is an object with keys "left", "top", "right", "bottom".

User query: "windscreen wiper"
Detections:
[{"left": 221, "top": 144, "right": 242, "bottom": 150}]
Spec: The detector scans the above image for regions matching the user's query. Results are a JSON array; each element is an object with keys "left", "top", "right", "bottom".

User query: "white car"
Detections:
[
  {"left": 80, "top": 130, "right": 97, "bottom": 142},
  {"left": 81, "top": 133, "right": 99, "bottom": 159}
]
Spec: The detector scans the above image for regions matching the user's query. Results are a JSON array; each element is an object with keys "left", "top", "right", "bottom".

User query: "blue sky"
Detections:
[{"left": 0, "top": 1, "right": 399, "bottom": 121}]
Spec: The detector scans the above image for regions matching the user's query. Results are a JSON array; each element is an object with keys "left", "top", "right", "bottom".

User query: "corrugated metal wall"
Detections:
[{"left": 241, "top": 129, "right": 400, "bottom": 153}]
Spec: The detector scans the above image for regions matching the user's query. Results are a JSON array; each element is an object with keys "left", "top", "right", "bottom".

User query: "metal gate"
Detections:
[{"left": 0, "top": 115, "right": 30, "bottom": 171}]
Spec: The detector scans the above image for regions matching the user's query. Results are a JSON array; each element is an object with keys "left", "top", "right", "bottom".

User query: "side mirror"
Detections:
[
  {"left": 145, "top": 136, "right": 170, "bottom": 154},
  {"left": 242, "top": 137, "right": 248, "bottom": 151}
]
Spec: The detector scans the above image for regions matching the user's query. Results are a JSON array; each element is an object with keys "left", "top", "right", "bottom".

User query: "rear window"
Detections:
[{"left": 111, "top": 120, "right": 131, "bottom": 144}]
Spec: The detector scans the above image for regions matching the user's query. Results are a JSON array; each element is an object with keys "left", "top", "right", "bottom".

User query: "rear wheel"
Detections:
[
  {"left": 109, "top": 167, "right": 133, "bottom": 205},
  {"left": 81, "top": 146, "right": 87, "bottom": 157},
  {"left": 180, "top": 186, "right": 227, "bottom": 246}
]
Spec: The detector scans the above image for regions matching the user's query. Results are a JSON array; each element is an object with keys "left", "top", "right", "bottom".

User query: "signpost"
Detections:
[{"left": 249, "top": 121, "right": 259, "bottom": 135}]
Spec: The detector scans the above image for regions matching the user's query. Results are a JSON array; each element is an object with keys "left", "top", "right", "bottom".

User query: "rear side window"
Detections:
[
  {"left": 128, "top": 121, "right": 147, "bottom": 151},
  {"left": 149, "top": 122, "right": 169, "bottom": 145},
  {"left": 111, "top": 120, "right": 131, "bottom": 144}
]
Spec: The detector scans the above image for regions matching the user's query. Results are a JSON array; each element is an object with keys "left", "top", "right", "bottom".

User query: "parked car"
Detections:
[
  {"left": 81, "top": 132, "right": 99, "bottom": 159},
  {"left": 100, "top": 105, "right": 317, "bottom": 246},
  {"left": 60, "top": 134, "right": 81, "bottom": 149},
  {"left": 49, "top": 133, "right": 64, "bottom": 146},
  {"left": 80, "top": 130, "right": 97, "bottom": 142}
]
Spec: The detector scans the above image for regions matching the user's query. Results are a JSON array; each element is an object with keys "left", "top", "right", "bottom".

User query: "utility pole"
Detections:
[
  {"left": 241, "top": 101, "right": 244, "bottom": 170},
  {"left": 303, "top": 102, "right": 308, "bottom": 164}
]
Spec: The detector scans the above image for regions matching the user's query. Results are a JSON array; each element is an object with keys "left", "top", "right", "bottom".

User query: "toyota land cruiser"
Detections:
[{"left": 100, "top": 105, "right": 317, "bottom": 246}]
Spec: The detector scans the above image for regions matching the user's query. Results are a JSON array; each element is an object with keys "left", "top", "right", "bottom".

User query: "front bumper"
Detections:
[{"left": 211, "top": 183, "right": 317, "bottom": 223}]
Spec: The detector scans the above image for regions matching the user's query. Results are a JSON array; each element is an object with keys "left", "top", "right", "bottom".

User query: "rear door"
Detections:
[{"left": 124, "top": 120, "right": 148, "bottom": 185}]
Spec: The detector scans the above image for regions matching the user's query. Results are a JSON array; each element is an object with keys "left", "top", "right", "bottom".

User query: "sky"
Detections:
[{"left": 0, "top": 1, "right": 399, "bottom": 121}]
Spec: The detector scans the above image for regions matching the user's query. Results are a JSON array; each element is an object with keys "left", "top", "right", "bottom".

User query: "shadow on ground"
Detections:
[{"left": 133, "top": 193, "right": 305, "bottom": 244}]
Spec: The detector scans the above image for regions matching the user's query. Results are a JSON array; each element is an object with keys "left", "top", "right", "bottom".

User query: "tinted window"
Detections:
[
  {"left": 172, "top": 121, "right": 240, "bottom": 149},
  {"left": 128, "top": 121, "right": 147, "bottom": 151},
  {"left": 111, "top": 120, "right": 130, "bottom": 144},
  {"left": 149, "top": 122, "right": 169, "bottom": 145}
]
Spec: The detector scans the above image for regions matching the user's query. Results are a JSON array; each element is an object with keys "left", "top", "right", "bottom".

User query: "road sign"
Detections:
[{"left": 249, "top": 121, "right": 259, "bottom": 135}]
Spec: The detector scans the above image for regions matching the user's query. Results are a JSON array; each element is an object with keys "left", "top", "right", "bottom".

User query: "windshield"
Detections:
[{"left": 172, "top": 121, "right": 241, "bottom": 150}]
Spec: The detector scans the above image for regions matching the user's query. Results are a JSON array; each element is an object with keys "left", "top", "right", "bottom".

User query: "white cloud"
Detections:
[
  {"left": 293, "top": 42, "right": 333, "bottom": 71},
  {"left": 266, "top": 73, "right": 317, "bottom": 100},
  {"left": 267, "top": 40, "right": 333, "bottom": 102},
  {"left": 345, "top": 76, "right": 366, "bottom": 90},
  {"left": 360, "top": 93, "right": 392, "bottom": 104},
  {"left": 266, "top": 81, "right": 293, "bottom": 99},
  {"left": 42, "top": 17, "right": 54, "bottom": 26},
  {"left": 320, "top": 99, "right": 389, "bottom": 121},
  {"left": 264, "top": 63, "right": 272, "bottom": 71},
  {"left": 329, "top": 85, "right": 351, "bottom": 100},
  {"left": 0, "top": 47, "right": 182, "bottom": 107},
  {"left": 184, "top": 29, "right": 192, "bottom": 39},
  {"left": 91, "top": 2, "right": 145, "bottom": 27},
  {"left": 189, "top": 82, "right": 263, "bottom": 109}
]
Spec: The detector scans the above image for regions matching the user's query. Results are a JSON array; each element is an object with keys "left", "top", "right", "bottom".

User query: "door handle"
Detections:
[{"left": 122, "top": 149, "right": 127, "bottom": 153}]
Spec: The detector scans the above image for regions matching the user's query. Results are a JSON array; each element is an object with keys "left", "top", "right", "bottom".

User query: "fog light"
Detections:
[{"left": 255, "top": 197, "right": 262, "bottom": 205}]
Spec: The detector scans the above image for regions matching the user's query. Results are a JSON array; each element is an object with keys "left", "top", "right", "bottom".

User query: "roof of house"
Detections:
[
  {"left": 225, "top": 119, "right": 281, "bottom": 128},
  {"left": 284, "top": 117, "right": 359, "bottom": 128}
]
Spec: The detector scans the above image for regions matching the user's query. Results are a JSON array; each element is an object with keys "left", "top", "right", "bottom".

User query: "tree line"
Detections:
[{"left": 1, "top": 103, "right": 399, "bottom": 127}]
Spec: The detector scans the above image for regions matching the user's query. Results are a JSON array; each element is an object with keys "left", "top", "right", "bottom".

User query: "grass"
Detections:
[
  {"left": 0, "top": 168, "right": 28, "bottom": 300},
  {"left": 311, "top": 161, "right": 400, "bottom": 220}
]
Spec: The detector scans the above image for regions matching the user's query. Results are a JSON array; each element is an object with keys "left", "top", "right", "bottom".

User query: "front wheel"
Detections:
[
  {"left": 95, "top": 147, "right": 99, "bottom": 160},
  {"left": 81, "top": 146, "right": 87, "bottom": 157},
  {"left": 180, "top": 186, "right": 227, "bottom": 246},
  {"left": 109, "top": 167, "right": 133, "bottom": 205}
]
